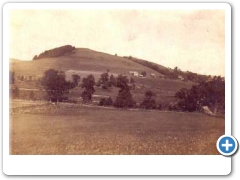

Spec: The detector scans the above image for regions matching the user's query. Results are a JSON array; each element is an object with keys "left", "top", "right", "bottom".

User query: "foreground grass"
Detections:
[{"left": 10, "top": 103, "right": 224, "bottom": 155}]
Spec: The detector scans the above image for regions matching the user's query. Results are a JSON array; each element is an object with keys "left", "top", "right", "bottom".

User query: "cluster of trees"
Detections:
[
  {"left": 39, "top": 69, "right": 155, "bottom": 109},
  {"left": 175, "top": 76, "right": 225, "bottom": 114},
  {"left": 41, "top": 69, "right": 77, "bottom": 102},
  {"left": 80, "top": 73, "right": 136, "bottom": 108},
  {"left": 33, "top": 45, "right": 75, "bottom": 60},
  {"left": 97, "top": 72, "right": 116, "bottom": 89},
  {"left": 98, "top": 75, "right": 161, "bottom": 109},
  {"left": 40, "top": 68, "right": 224, "bottom": 114},
  {"left": 72, "top": 74, "right": 80, "bottom": 87}
]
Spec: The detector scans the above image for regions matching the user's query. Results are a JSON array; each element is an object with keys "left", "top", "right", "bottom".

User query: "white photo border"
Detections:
[{"left": 3, "top": 2, "right": 231, "bottom": 175}]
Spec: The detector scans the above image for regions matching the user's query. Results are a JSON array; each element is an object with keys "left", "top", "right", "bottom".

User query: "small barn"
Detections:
[
  {"left": 178, "top": 75, "right": 184, "bottom": 81},
  {"left": 150, "top": 73, "right": 156, "bottom": 78},
  {"left": 129, "top": 71, "right": 139, "bottom": 77}
]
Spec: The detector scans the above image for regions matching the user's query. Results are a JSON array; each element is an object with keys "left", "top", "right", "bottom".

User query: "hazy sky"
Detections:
[{"left": 10, "top": 10, "right": 225, "bottom": 76}]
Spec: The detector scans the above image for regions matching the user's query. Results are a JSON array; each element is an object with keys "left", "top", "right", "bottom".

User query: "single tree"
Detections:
[
  {"left": 98, "top": 72, "right": 110, "bottom": 89},
  {"left": 72, "top": 74, "right": 80, "bottom": 86},
  {"left": 109, "top": 74, "right": 116, "bottom": 87},
  {"left": 81, "top": 74, "right": 95, "bottom": 103},
  {"left": 114, "top": 75, "right": 135, "bottom": 108},
  {"left": 130, "top": 77, "right": 135, "bottom": 89},
  {"left": 130, "top": 77, "right": 135, "bottom": 84},
  {"left": 140, "top": 90, "right": 157, "bottom": 109},
  {"left": 158, "top": 102, "right": 162, "bottom": 110},
  {"left": 33, "top": 55, "right": 38, "bottom": 60},
  {"left": 41, "top": 69, "right": 73, "bottom": 102},
  {"left": 141, "top": 71, "right": 147, "bottom": 77}
]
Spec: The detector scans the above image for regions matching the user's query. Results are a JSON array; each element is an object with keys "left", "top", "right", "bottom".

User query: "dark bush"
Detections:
[
  {"left": 99, "top": 97, "right": 113, "bottom": 106},
  {"left": 168, "top": 102, "right": 181, "bottom": 111},
  {"left": 81, "top": 74, "right": 95, "bottom": 103},
  {"left": 140, "top": 90, "right": 157, "bottom": 109},
  {"left": 114, "top": 89, "right": 135, "bottom": 108},
  {"left": 114, "top": 75, "right": 135, "bottom": 108},
  {"left": 49, "top": 97, "right": 68, "bottom": 102},
  {"left": 141, "top": 99, "right": 156, "bottom": 109}
]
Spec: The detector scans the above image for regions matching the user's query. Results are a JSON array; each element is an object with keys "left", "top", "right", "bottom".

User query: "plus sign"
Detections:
[{"left": 222, "top": 139, "right": 233, "bottom": 151}]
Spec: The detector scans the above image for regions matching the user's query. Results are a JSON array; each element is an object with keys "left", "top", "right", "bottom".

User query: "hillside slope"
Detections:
[
  {"left": 10, "top": 48, "right": 163, "bottom": 77},
  {"left": 10, "top": 46, "right": 197, "bottom": 106}
]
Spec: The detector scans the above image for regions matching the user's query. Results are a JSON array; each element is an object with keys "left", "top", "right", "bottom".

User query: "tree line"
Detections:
[
  {"left": 124, "top": 56, "right": 210, "bottom": 83},
  {"left": 13, "top": 68, "right": 224, "bottom": 115},
  {"left": 33, "top": 45, "right": 75, "bottom": 60}
]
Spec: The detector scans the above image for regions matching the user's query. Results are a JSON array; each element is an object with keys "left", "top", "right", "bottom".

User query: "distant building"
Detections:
[
  {"left": 150, "top": 73, "right": 156, "bottom": 78},
  {"left": 178, "top": 75, "right": 184, "bottom": 81},
  {"left": 129, "top": 71, "right": 139, "bottom": 77}
]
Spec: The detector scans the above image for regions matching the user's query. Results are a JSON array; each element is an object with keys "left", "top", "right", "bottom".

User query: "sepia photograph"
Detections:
[{"left": 9, "top": 6, "right": 226, "bottom": 155}]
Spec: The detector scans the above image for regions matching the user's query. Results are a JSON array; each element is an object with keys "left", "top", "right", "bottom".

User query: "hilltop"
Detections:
[{"left": 10, "top": 47, "right": 163, "bottom": 77}]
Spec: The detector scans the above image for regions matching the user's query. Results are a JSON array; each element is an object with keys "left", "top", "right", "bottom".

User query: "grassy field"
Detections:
[{"left": 10, "top": 101, "right": 224, "bottom": 155}]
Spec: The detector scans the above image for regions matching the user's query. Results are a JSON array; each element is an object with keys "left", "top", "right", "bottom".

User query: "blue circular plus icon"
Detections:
[{"left": 217, "top": 135, "right": 238, "bottom": 156}]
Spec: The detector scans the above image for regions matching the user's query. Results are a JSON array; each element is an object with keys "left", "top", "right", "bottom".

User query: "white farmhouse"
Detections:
[
  {"left": 129, "top": 71, "right": 139, "bottom": 77},
  {"left": 178, "top": 75, "right": 184, "bottom": 81},
  {"left": 150, "top": 73, "right": 156, "bottom": 78}
]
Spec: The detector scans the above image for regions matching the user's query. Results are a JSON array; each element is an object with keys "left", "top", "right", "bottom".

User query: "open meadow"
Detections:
[{"left": 10, "top": 100, "right": 224, "bottom": 155}]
